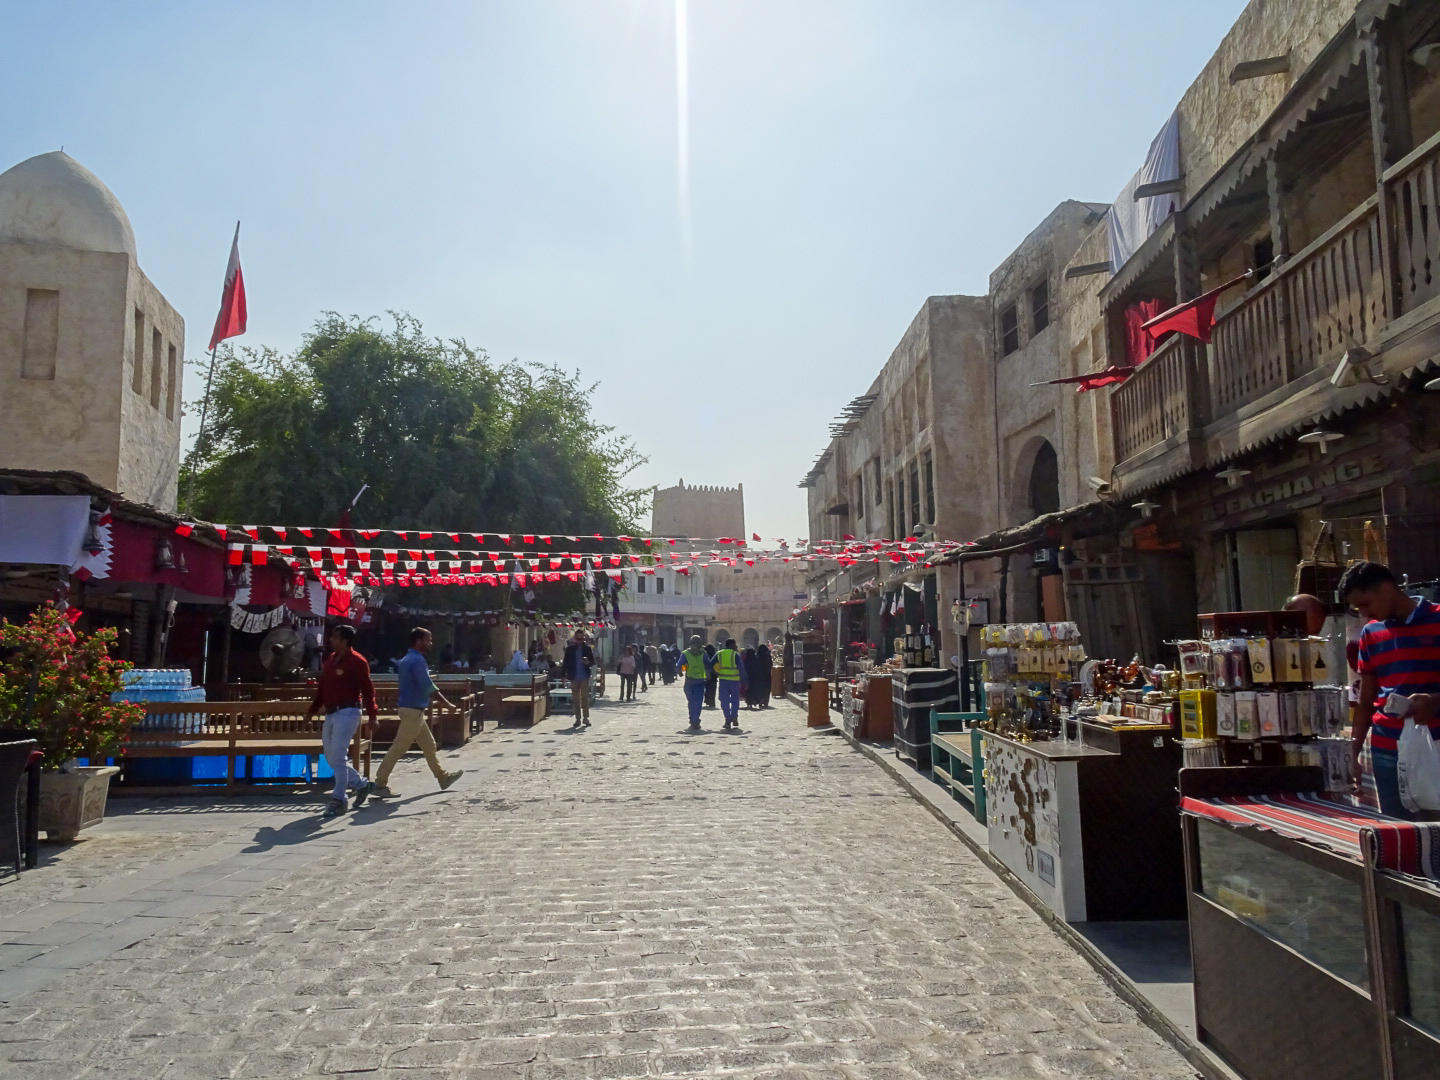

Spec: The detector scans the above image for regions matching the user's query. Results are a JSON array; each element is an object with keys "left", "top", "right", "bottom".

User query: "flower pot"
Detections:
[{"left": 38, "top": 766, "right": 120, "bottom": 841}]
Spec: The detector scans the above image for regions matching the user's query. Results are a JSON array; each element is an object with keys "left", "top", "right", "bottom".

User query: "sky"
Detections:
[{"left": 1, "top": 0, "right": 1249, "bottom": 541}]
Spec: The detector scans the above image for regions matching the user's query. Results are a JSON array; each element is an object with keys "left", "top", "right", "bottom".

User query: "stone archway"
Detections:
[
  {"left": 1010, "top": 435, "right": 1060, "bottom": 525},
  {"left": 765, "top": 627, "right": 783, "bottom": 644},
  {"left": 713, "top": 628, "right": 731, "bottom": 646},
  {"left": 742, "top": 628, "right": 760, "bottom": 649}
]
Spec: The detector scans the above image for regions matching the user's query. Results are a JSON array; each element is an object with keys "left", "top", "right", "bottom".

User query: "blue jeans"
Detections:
[
  {"left": 1371, "top": 748, "right": 1420, "bottom": 820},
  {"left": 718, "top": 680, "right": 741, "bottom": 722},
  {"left": 322, "top": 707, "right": 366, "bottom": 802},
  {"left": 684, "top": 679, "right": 705, "bottom": 723}
]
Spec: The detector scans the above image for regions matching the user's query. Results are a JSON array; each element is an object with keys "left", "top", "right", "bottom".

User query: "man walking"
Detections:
[
  {"left": 1343, "top": 562, "right": 1440, "bottom": 818},
  {"left": 703, "top": 643, "right": 718, "bottom": 709},
  {"left": 713, "top": 637, "right": 748, "bottom": 730},
  {"left": 373, "top": 628, "right": 463, "bottom": 799},
  {"left": 679, "top": 635, "right": 709, "bottom": 731},
  {"left": 563, "top": 630, "right": 596, "bottom": 726},
  {"left": 306, "top": 624, "right": 379, "bottom": 818},
  {"left": 644, "top": 641, "right": 661, "bottom": 686}
]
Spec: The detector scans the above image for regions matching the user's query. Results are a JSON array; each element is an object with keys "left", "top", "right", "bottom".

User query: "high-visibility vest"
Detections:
[
  {"left": 714, "top": 648, "right": 741, "bottom": 680},
  {"left": 681, "top": 649, "right": 706, "bottom": 680}
]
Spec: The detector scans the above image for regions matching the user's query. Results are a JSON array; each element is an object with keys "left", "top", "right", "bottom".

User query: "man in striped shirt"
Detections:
[{"left": 1343, "top": 561, "right": 1440, "bottom": 819}]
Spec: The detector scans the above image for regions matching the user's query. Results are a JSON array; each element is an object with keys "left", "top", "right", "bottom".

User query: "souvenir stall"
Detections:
[{"left": 972, "top": 621, "right": 1187, "bottom": 922}]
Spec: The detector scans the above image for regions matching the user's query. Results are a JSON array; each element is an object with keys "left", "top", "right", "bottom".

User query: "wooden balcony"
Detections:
[{"left": 1111, "top": 130, "right": 1440, "bottom": 491}]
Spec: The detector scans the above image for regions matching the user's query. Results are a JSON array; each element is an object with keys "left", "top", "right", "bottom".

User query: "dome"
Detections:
[{"left": 0, "top": 151, "right": 137, "bottom": 258}]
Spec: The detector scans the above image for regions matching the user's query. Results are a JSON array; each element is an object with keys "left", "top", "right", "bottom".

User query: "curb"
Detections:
[{"left": 803, "top": 700, "right": 1239, "bottom": 1080}]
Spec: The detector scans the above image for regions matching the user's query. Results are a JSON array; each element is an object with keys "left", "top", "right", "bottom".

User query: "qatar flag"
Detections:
[{"left": 208, "top": 222, "right": 247, "bottom": 351}]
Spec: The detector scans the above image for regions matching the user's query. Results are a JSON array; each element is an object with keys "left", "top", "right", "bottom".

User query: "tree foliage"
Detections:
[{"left": 183, "top": 313, "right": 647, "bottom": 537}]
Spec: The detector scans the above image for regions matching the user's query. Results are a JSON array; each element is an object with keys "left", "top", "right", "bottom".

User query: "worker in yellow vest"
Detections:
[
  {"left": 713, "top": 637, "right": 749, "bottom": 729},
  {"left": 679, "top": 635, "right": 710, "bottom": 731}
]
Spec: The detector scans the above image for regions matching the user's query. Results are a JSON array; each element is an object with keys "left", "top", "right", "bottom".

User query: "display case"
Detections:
[
  {"left": 982, "top": 721, "right": 1186, "bottom": 922},
  {"left": 1180, "top": 766, "right": 1440, "bottom": 1080}
]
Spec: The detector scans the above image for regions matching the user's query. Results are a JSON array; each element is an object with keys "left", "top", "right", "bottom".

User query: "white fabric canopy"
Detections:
[
  {"left": 1108, "top": 110, "right": 1181, "bottom": 273},
  {"left": 0, "top": 495, "right": 91, "bottom": 566}
]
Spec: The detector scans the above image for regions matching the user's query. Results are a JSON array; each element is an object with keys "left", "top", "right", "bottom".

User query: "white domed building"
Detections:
[{"left": 0, "top": 152, "right": 185, "bottom": 510}]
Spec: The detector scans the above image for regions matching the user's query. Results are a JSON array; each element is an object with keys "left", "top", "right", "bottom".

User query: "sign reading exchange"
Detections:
[{"left": 1201, "top": 453, "right": 1386, "bottom": 524}]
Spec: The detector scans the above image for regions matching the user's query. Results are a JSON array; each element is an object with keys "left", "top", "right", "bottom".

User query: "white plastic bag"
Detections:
[{"left": 1397, "top": 716, "right": 1440, "bottom": 813}]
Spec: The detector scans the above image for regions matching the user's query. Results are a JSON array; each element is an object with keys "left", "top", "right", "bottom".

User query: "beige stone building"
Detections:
[
  {"left": 805, "top": 0, "right": 1440, "bottom": 681},
  {"left": 651, "top": 480, "right": 744, "bottom": 540},
  {"left": 0, "top": 152, "right": 185, "bottom": 511}
]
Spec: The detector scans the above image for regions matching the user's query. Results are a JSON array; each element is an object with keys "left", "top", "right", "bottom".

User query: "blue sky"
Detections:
[{"left": 1, "top": 0, "right": 1246, "bottom": 539}]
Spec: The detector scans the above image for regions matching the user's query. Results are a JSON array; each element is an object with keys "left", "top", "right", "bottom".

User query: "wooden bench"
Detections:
[
  {"left": 929, "top": 711, "right": 986, "bottom": 823},
  {"left": 122, "top": 701, "right": 371, "bottom": 791},
  {"left": 485, "top": 673, "right": 547, "bottom": 727}
]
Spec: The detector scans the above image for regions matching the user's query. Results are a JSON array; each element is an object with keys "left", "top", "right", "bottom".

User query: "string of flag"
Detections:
[{"left": 179, "top": 521, "right": 960, "bottom": 551}]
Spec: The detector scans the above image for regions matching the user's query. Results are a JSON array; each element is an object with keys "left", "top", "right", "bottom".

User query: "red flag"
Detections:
[
  {"left": 752, "top": 533, "right": 761, "bottom": 541},
  {"left": 1035, "top": 366, "right": 1137, "bottom": 392},
  {"left": 1140, "top": 271, "right": 1252, "bottom": 344},
  {"left": 208, "top": 223, "right": 247, "bottom": 351}
]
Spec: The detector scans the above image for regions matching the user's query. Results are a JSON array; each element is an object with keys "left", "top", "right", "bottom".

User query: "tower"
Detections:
[{"left": 0, "top": 152, "right": 185, "bottom": 510}]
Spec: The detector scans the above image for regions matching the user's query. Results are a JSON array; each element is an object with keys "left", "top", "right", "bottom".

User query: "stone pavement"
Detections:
[{"left": 0, "top": 685, "right": 1198, "bottom": 1079}]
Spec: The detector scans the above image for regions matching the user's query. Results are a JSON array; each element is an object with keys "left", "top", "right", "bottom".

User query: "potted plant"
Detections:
[{"left": 0, "top": 605, "right": 143, "bottom": 840}]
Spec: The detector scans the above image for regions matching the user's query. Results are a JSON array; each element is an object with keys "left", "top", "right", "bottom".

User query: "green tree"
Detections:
[{"left": 182, "top": 313, "right": 647, "bottom": 610}]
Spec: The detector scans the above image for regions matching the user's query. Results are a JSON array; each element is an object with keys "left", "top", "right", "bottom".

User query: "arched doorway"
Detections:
[
  {"left": 765, "top": 627, "right": 783, "bottom": 644},
  {"left": 742, "top": 628, "right": 760, "bottom": 649},
  {"left": 1028, "top": 439, "right": 1060, "bottom": 519},
  {"left": 713, "top": 628, "right": 731, "bottom": 645}
]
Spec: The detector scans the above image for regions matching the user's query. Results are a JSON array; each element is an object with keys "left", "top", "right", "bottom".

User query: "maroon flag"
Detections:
[
  {"left": 208, "top": 223, "right": 247, "bottom": 350},
  {"left": 1140, "top": 270, "right": 1252, "bottom": 344}
]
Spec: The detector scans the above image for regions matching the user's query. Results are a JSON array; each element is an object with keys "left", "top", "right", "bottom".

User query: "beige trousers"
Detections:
[
  {"left": 572, "top": 680, "right": 592, "bottom": 720},
  {"left": 375, "top": 707, "right": 446, "bottom": 786}
]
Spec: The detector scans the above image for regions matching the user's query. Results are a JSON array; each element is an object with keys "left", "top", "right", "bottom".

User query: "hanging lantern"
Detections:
[
  {"left": 154, "top": 535, "right": 176, "bottom": 571},
  {"left": 82, "top": 510, "right": 104, "bottom": 556}
]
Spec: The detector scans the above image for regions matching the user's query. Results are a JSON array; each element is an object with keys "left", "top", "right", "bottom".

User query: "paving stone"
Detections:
[{"left": 0, "top": 688, "right": 1198, "bottom": 1079}]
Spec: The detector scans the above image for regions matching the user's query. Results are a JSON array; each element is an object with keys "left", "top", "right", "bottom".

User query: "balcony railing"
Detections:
[
  {"left": 1112, "top": 129, "right": 1440, "bottom": 476},
  {"left": 625, "top": 594, "right": 716, "bottom": 615},
  {"left": 1211, "top": 194, "right": 1384, "bottom": 414},
  {"left": 1111, "top": 335, "right": 1200, "bottom": 463}
]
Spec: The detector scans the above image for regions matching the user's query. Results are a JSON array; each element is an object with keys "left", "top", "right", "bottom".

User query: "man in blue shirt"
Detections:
[
  {"left": 372, "top": 627, "right": 463, "bottom": 798},
  {"left": 562, "top": 630, "right": 596, "bottom": 726}
]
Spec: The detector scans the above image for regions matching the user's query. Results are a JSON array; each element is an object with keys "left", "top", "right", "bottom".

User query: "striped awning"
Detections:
[{"left": 1182, "top": 792, "right": 1440, "bottom": 882}]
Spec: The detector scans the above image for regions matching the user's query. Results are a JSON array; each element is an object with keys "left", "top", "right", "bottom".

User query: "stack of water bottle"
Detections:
[{"left": 113, "top": 669, "right": 206, "bottom": 730}]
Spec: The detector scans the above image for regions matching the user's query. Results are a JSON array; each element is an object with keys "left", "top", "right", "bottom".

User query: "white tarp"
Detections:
[
  {"left": 0, "top": 495, "right": 91, "bottom": 566},
  {"left": 1108, "top": 110, "right": 1181, "bottom": 273}
]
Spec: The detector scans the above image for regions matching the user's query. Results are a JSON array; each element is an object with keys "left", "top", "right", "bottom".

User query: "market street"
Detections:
[{"left": 0, "top": 687, "right": 1193, "bottom": 1080}]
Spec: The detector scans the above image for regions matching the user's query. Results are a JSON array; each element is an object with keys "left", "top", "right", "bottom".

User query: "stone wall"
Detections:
[
  {"left": 652, "top": 481, "right": 744, "bottom": 540},
  {"left": 1175, "top": 0, "right": 1359, "bottom": 204},
  {"left": 0, "top": 244, "right": 184, "bottom": 511}
]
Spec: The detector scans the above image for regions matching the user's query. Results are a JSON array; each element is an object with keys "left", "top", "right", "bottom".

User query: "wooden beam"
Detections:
[
  {"left": 1064, "top": 262, "right": 1111, "bottom": 280},
  {"left": 1230, "top": 54, "right": 1292, "bottom": 83},
  {"left": 1134, "top": 178, "right": 1185, "bottom": 200}
]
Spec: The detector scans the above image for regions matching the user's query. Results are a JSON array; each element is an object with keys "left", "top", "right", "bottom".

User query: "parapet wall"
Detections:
[{"left": 652, "top": 479, "right": 745, "bottom": 539}]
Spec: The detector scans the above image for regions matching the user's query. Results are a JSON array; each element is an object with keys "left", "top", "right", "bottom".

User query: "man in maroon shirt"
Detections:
[{"left": 306, "top": 624, "right": 378, "bottom": 817}]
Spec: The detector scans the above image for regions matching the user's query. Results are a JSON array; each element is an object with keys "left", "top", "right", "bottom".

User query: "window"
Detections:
[
  {"left": 872, "top": 459, "right": 883, "bottom": 506},
  {"left": 852, "top": 474, "right": 864, "bottom": 521},
  {"left": 886, "top": 480, "right": 896, "bottom": 541},
  {"left": 21, "top": 289, "right": 59, "bottom": 380},
  {"left": 132, "top": 309, "right": 145, "bottom": 393},
  {"left": 1030, "top": 279, "right": 1050, "bottom": 334},
  {"left": 909, "top": 461, "right": 922, "bottom": 529},
  {"left": 165, "top": 344, "right": 178, "bottom": 420},
  {"left": 656, "top": 577, "right": 665, "bottom": 595},
  {"left": 637, "top": 575, "right": 646, "bottom": 593},
  {"left": 895, "top": 473, "right": 907, "bottom": 539},
  {"left": 1000, "top": 302, "right": 1020, "bottom": 355},
  {"left": 150, "top": 328, "right": 163, "bottom": 408},
  {"left": 924, "top": 454, "right": 935, "bottom": 524}
]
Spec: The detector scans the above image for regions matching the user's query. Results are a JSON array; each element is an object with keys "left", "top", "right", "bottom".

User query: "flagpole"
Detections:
[{"left": 182, "top": 343, "right": 220, "bottom": 513}]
